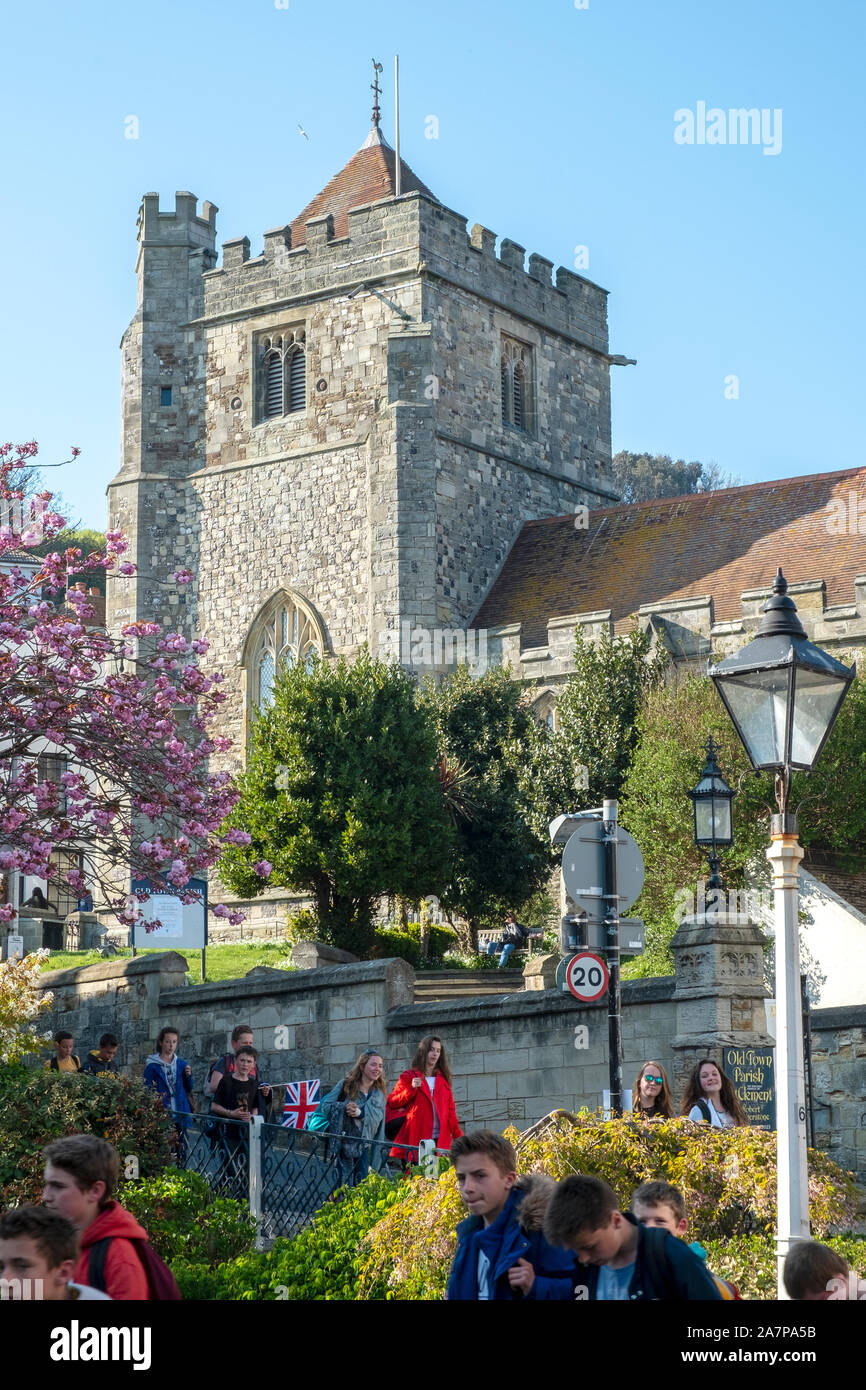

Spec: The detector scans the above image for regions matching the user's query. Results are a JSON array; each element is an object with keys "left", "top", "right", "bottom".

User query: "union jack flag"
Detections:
[{"left": 282, "top": 1078, "right": 320, "bottom": 1130}]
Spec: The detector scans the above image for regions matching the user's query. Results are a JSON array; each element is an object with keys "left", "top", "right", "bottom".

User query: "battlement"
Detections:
[
  {"left": 203, "top": 188, "right": 608, "bottom": 352},
  {"left": 138, "top": 191, "right": 218, "bottom": 250}
]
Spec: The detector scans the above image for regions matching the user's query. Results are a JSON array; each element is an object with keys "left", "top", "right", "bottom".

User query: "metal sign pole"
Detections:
[{"left": 602, "top": 798, "right": 623, "bottom": 1116}]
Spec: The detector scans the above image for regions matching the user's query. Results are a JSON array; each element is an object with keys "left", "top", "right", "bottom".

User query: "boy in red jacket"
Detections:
[{"left": 42, "top": 1135, "right": 150, "bottom": 1300}]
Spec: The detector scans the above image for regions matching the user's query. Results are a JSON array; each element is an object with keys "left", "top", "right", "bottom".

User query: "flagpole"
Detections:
[{"left": 394, "top": 54, "right": 401, "bottom": 197}]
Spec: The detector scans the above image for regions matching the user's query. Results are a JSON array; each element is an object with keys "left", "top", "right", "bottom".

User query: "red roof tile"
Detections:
[
  {"left": 473, "top": 467, "right": 866, "bottom": 645},
  {"left": 289, "top": 128, "right": 437, "bottom": 246}
]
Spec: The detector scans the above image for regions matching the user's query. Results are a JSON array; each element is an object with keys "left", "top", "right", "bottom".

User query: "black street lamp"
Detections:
[
  {"left": 707, "top": 569, "right": 854, "bottom": 827},
  {"left": 688, "top": 736, "right": 735, "bottom": 891},
  {"left": 708, "top": 566, "right": 855, "bottom": 1298}
]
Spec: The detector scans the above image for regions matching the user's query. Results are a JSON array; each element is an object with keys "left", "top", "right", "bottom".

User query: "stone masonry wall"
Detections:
[
  {"left": 35, "top": 955, "right": 866, "bottom": 1179},
  {"left": 36, "top": 954, "right": 674, "bottom": 1126},
  {"left": 810, "top": 1004, "right": 866, "bottom": 1183}
]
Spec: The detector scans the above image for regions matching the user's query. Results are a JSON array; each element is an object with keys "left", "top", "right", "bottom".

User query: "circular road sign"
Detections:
[
  {"left": 561, "top": 823, "right": 645, "bottom": 918},
  {"left": 565, "top": 951, "right": 609, "bottom": 1003}
]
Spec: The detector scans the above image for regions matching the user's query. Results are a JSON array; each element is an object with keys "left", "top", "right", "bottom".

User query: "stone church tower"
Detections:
[{"left": 108, "top": 117, "right": 616, "bottom": 818}]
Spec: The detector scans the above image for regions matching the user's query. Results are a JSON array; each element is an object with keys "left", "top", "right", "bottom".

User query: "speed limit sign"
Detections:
[{"left": 565, "top": 951, "right": 609, "bottom": 1003}]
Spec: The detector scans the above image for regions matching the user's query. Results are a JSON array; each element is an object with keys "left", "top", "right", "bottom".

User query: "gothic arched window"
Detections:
[
  {"left": 247, "top": 592, "right": 324, "bottom": 712},
  {"left": 259, "top": 330, "right": 307, "bottom": 421},
  {"left": 500, "top": 336, "right": 534, "bottom": 434}
]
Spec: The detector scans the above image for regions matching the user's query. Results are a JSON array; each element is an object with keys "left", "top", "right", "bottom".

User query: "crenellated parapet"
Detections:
[{"left": 199, "top": 188, "right": 608, "bottom": 358}]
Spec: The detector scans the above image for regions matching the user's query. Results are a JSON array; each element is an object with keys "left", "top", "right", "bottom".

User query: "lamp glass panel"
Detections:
[
  {"left": 711, "top": 796, "right": 732, "bottom": 841},
  {"left": 694, "top": 796, "right": 732, "bottom": 844},
  {"left": 717, "top": 669, "right": 789, "bottom": 768},
  {"left": 790, "top": 668, "right": 849, "bottom": 768}
]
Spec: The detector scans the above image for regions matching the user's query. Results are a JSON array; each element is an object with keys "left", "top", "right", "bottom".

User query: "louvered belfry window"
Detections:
[
  {"left": 500, "top": 336, "right": 533, "bottom": 433},
  {"left": 287, "top": 346, "right": 306, "bottom": 413},
  {"left": 264, "top": 352, "right": 283, "bottom": 418},
  {"left": 259, "top": 330, "right": 306, "bottom": 421}
]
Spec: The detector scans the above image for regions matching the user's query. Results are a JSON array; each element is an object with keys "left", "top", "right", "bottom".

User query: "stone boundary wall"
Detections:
[
  {"left": 36, "top": 954, "right": 675, "bottom": 1124},
  {"left": 35, "top": 956, "right": 866, "bottom": 1181},
  {"left": 809, "top": 1004, "right": 866, "bottom": 1182},
  {"left": 385, "top": 977, "right": 676, "bottom": 1129}
]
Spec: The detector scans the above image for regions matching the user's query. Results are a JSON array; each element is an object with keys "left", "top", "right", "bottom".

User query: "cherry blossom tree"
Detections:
[{"left": 0, "top": 442, "right": 256, "bottom": 931}]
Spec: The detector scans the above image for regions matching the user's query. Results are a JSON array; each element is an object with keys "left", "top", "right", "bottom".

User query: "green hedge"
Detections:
[
  {"left": 370, "top": 922, "right": 458, "bottom": 969},
  {"left": 0, "top": 1064, "right": 173, "bottom": 1207},
  {"left": 173, "top": 1175, "right": 406, "bottom": 1300},
  {"left": 121, "top": 1170, "right": 257, "bottom": 1268}
]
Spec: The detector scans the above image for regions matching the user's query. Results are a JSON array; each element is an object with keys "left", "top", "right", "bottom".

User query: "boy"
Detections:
[
  {"left": 43, "top": 1031, "right": 80, "bottom": 1073},
  {"left": 446, "top": 1130, "right": 577, "bottom": 1300},
  {"left": 42, "top": 1134, "right": 150, "bottom": 1300},
  {"left": 208, "top": 1024, "right": 271, "bottom": 1106},
  {"left": 783, "top": 1239, "right": 858, "bottom": 1300},
  {"left": 543, "top": 1174, "right": 722, "bottom": 1300},
  {"left": 80, "top": 1033, "right": 119, "bottom": 1076},
  {"left": 0, "top": 1205, "right": 110, "bottom": 1301},
  {"left": 210, "top": 1044, "right": 261, "bottom": 1201},
  {"left": 630, "top": 1180, "right": 739, "bottom": 1298}
]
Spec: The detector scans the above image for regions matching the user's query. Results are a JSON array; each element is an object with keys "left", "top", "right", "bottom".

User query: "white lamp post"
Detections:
[{"left": 708, "top": 569, "right": 854, "bottom": 1298}]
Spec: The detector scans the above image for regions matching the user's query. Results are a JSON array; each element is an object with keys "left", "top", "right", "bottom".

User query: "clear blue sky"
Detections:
[{"left": 2, "top": 0, "right": 863, "bottom": 527}]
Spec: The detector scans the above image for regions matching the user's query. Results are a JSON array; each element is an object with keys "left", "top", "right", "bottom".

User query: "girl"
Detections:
[
  {"left": 312, "top": 1049, "right": 388, "bottom": 1179},
  {"left": 143, "top": 1026, "right": 194, "bottom": 1132},
  {"left": 631, "top": 1060, "right": 673, "bottom": 1119},
  {"left": 387, "top": 1035, "right": 462, "bottom": 1161},
  {"left": 682, "top": 1057, "right": 748, "bottom": 1128}
]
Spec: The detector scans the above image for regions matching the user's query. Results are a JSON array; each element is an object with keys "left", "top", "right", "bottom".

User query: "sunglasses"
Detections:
[{"left": 643, "top": 1075, "right": 664, "bottom": 1085}]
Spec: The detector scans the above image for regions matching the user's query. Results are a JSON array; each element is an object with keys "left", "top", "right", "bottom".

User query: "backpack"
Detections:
[
  {"left": 88, "top": 1236, "right": 182, "bottom": 1301},
  {"left": 641, "top": 1228, "right": 740, "bottom": 1301},
  {"left": 694, "top": 1099, "right": 712, "bottom": 1124}
]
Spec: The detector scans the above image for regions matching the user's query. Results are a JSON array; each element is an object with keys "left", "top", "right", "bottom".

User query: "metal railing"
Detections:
[{"left": 173, "top": 1111, "right": 440, "bottom": 1247}]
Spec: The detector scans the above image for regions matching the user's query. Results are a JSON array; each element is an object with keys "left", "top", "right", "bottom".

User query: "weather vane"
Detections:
[{"left": 371, "top": 58, "right": 383, "bottom": 128}]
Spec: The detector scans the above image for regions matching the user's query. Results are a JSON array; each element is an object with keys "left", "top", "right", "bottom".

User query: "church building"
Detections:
[{"left": 107, "top": 104, "right": 866, "bottom": 929}]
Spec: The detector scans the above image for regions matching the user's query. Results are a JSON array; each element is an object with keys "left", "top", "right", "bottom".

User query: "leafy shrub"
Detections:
[
  {"left": 360, "top": 1167, "right": 463, "bottom": 1300},
  {"left": 0, "top": 952, "right": 54, "bottom": 1063},
  {"left": 0, "top": 1065, "right": 173, "bottom": 1206},
  {"left": 170, "top": 1175, "right": 408, "bottom": 1300},
  {"left": 284, "top": 908, "right": 320, "bottom": 946},
  {"left": 512, "top": 1113, "right": 857, "bottom": 1239},
  {"left": 121, "top": 1169, "right": 257, "bottom": 1267},
  {"left": 371, "top": 922, "right": 458, "bottom": 969}
]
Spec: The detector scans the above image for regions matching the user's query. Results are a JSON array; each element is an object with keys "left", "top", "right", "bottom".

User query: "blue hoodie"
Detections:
[
  {"left": 447, "top": 1176, "right": 578, "bottom": 1301},
  {"left": 144, "top": 1052, "right": 194, "bottom": 1128}
]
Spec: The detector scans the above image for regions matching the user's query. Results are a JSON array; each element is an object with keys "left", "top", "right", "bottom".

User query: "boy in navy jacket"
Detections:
[
  {"left": 447, "top": 1130, "right": 577, "bottom": 1300},
  {"left": 543, "top": 1174, "right": 722, "bottom": 1300}
]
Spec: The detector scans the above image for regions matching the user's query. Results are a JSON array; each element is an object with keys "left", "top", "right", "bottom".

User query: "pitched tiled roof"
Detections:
[
  {"left": 473, "top": 467, "right": 866, "bottom": 645},
  {"left": 289, "top": 127, "right": 437, "bottom": 246}
]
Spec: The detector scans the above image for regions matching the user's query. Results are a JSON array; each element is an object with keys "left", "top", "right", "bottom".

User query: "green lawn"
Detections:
[{"left": 39, "top": 939, "right": 296, "bottom": 984}]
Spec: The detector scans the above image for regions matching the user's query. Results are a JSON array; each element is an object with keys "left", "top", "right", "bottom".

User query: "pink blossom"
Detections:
[{"left": 253, "top": 860, "right": 273, "bottom": 878}]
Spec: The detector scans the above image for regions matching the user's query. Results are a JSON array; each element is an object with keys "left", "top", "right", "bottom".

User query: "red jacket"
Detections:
[
  {"left": 74, "top": 1201, "right": 150, "bottom": 1301},
  {"left": 387, "top": 1069, "right": 462, "bottom": 1157}
]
